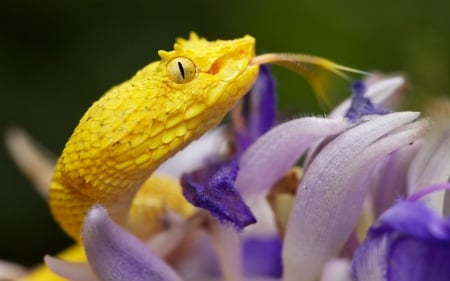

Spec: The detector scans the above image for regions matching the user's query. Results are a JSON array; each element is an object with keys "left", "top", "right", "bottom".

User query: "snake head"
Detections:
[{"left": 157, "top": 33, "right": 260, "bottom": 127}]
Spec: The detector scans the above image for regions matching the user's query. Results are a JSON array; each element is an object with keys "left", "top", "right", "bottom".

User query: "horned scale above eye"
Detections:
[{"left": 167, "top": 56, "right": 197, "bottom": 83}]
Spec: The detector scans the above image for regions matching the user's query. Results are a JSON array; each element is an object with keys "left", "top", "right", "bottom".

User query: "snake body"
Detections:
[{"left": 49, "top": 33, "right": 259, "bottom": 239}]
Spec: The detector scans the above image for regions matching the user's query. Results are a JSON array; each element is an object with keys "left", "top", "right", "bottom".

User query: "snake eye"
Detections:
[{"left": 167, "top": 57, "right": 196, "bottom": 83}]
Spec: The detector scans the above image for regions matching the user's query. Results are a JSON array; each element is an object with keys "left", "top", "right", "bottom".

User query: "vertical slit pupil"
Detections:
[{"left": 177, "top": 61, "right": 185, "bottom": 79}]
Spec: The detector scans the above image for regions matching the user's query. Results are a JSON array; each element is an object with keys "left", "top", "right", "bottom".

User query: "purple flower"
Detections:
[
  {"left": 5, "top": 72, "right": 448, "bottom": 281},
  {"left": 180, "top": 65, "right": 276, "bottom": 229},
  {"left": 52, "top": 76, "right": 427, "bottom": 281},
  {"left": 353, "top": 185, "right": 450, "bottom": 281},
  {"left": 351, "top": 97, "right": 450, "bottom": 281}
]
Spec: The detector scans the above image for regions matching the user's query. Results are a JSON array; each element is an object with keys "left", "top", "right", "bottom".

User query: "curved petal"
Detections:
[
  {"left": 4, "top": 127, "right": 56, "bottom": 198},
  {"left": 370, "top": 201, "right": 450, "bottom": 241},
  {"left": 45, "top": 256, "right": 97, "bottom": 281},
  {"left": 82, "top": 205, "right": 184, "bottom": 281},
  {"left": 371, "top": 142, "right": 421, "bottom": 216},
  {"left": 408, "top": 126, "right": 450, "bottom": 213},
  {"left": 282, "top": 112, "right": 425, "bottom": 281},
  {"left": 236, "top": 117, "right": 349, "bottom": 200}
]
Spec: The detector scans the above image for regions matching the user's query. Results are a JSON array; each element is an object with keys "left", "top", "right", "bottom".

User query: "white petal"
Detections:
[
  {"left": 157, "top": 127, "right": 228, "bottom": 178},
  {"left": 408, "top": 127, "right": 450, "bottom": 213},
  {"left": 45, "top": 256, "right": 98, "bottom": 281},
  {"left": 0, "top": 260, "right": 27, "bottom": 279},
  {"left": 4, "top": 127, "right": 56, "bottom": 198},
  {"left": 320, "top": 258, "right": 352, "bottom": 281}
]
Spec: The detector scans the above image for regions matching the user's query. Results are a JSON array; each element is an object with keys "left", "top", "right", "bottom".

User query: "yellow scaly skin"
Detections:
[{"left": 49, "top": 33, "right": 259, "bottom": 240}]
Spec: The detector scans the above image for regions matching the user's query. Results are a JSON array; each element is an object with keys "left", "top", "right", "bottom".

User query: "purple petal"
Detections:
[
  {"left": 353, "top": 200, "right": 450, "bottom": 281},
  {"left": 181, "top": 160, "right": 256, "bottom": 229},
  {"left": 236, "top": 117, "right": 349, "bottom": 200},
  {"left": 408, "top": 183, "right": 450, "bottom": 202},
  {"left": 234, "top": 65, "right": 276, "bottom": 152},
  {"left": 388, "top": 236, "right": 450, "bottom": 281},
  {"left": 82, "top": 205, "right": 184, "bottom": 281},
  {"left": 352, "top": 235, "right": 390, "bottom": 281},
  {"left": 369, "top": 201, "right": 450, "bottom": 241},
  {"left": 282, "top": 112, "right": 426, "bottom": 281},
  {"left": 330, "top": 77, "right": 404, "bottom": 118},
  {"left": 344, "top": 81, "right": 389, "bottom": 122},
  {"left": 242, "top": 236, "right": 282, "bottom": 278}
]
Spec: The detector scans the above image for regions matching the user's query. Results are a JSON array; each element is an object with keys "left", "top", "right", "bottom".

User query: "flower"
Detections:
[
  {"left": 353, "top": 185, "right": 450, "bottom": 281},
  {"left": 180, "top": 65, "right": 276, "bottom": 229},
  {"left": 5, "top": 67, "right": 448, "bottom": 281},
  {"left": 351, "top": 98, "right": 450, "bottom": 281}
]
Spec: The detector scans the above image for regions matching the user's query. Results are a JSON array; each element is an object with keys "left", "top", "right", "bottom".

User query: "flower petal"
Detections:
[
  {"left": 82, "top": 205, "right": 184, "bottom": 281},
  {"left": 369, "top": 200, "right": 450, "bottom": 241},
  {"left": 208, "top": 220, "right": 244, "bottom": 281},
  {"left": 233, "top": 65, "right": 276, "bottom": 152},
  {"left": 236, "top": 117, "right": 349, "bottom": 200},
  {"left": 352, "top": 235, "right": 390, "bottom": 281},
  {"left": 179, "top": 68, "right": 277, "bottom": 229},
  {"left": 408, "top": 122, "right": 450, "bottom": 213},
  {"left": 45, "top": 255, "right": 97, "bottom": 281},
  {"left": 388, "top": 236, "right": 450, "bottom": 281},
  {"left": 330, "top": 76, "right": 404, "bottom": 118},
  {"left": 371, "top": 142, "right": 421, "bottom": 216},
  {"left": 181, "top": 160, "right": 256, "bottom": 229},
  {"left": 242, "top": 236, "right": 282, "bottom": 278},
  {"left": 0, "top": 260, "right": 27, "bottom": 280},
  {"left": 282, "top": 112, "right": 425, "bottom": 281},
  {"left": 157, "top": 127, "right": 229, "bottom": 178},
  {"left": 4, "top": 127, "right": 56, "bottom": 198},
  {"left": 344, "top": 81, "right": 389, "bottom": 122},
  {"left": 320, "top": 258, "right": 351, "bottom": 281},
  {"left": 354, "top": 199, "right": 450, "bottom": 281}
]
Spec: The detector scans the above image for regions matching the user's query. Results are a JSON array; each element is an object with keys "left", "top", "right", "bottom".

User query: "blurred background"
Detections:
[{"left": 1, "top": 0, "right": 449, "bottom": 267}]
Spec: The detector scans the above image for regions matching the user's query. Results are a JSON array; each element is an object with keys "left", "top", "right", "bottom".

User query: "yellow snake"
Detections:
[{"left": 49, "top": 33, "right": 259, "bottom": 240}]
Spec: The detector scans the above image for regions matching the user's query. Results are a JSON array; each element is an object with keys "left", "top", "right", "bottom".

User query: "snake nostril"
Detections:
[{"left": 209, "top": 59, "right": 222, "bottom": 75}]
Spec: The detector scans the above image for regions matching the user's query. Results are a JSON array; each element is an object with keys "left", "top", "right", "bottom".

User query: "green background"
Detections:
[{"left": 1, "top": 0, "right": 449, "bottom": 266}]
